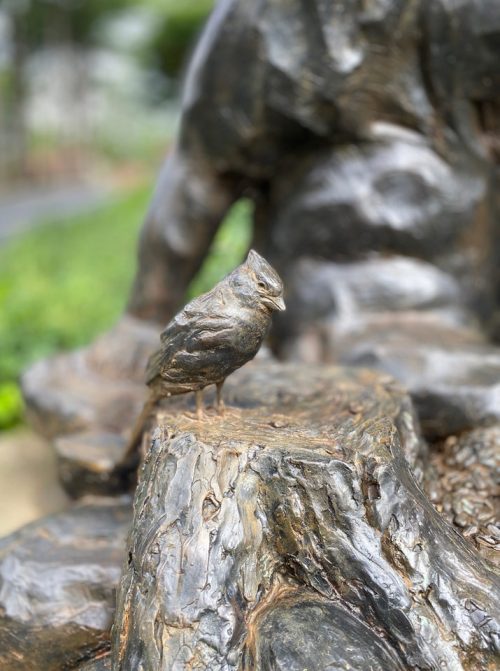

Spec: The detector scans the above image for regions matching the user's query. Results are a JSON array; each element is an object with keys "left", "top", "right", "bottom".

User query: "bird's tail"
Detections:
[{"left": 119, "top": 392, "right": 158, "bottom": 470}]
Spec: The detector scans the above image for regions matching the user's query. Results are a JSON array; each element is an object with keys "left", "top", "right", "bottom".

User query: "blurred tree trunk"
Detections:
[{"left": 5, "top": 11, "right": 29, "bottom": 180}]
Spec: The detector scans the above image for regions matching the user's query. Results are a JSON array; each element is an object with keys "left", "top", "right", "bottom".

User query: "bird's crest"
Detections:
[{"left": 245, "top": 249, "right": 283, "bottom": 295}]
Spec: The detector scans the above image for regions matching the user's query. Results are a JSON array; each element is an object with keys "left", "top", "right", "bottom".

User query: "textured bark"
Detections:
[
  {"left": 424, "top": 425, "right": 500, "bottom": 567},
  {"left": 0, "top": 498, "right": 131, "bottom": 671},
  {"left": 111, "top": 362, "right": 500, "bottom": 670}
]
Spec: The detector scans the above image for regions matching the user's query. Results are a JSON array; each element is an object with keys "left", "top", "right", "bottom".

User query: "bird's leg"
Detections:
[
  {"left": 195, "top": 389, "right": 204, "bottom": 420},
  {"left": 216, "top": 381, "right": 225, "bottom": 415}
]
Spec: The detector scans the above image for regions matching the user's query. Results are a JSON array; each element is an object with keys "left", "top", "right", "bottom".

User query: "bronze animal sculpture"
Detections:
[{"left": 123, "top": 249, "right": 284, "bottom": 460}]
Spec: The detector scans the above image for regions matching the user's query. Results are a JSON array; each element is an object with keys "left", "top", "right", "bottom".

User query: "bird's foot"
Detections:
[
  {"left": 215, "top": 381, "right": 225, "bottom": 417},
  {"left": 183, "top": 408, "right": 210, "bottom": 421}
]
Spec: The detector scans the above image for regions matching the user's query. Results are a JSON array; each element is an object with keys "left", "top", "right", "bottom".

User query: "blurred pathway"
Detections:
[
  {"left": 0, "top": 181, "right": 109, "bottom": 243},
  {"left": 0, "top": 428, "right": 69, "bottom": 537}
]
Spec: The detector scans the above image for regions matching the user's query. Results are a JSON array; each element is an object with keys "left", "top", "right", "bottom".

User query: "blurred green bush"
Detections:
[
  {"left": 0, "top": 187, "right": 251, "bottom": 429},
  {"left": 1, "top": 0, "right": 214, "bottom": 180},
  {"left": 145, "top": 0, "right": 214, "bottom": 78}
]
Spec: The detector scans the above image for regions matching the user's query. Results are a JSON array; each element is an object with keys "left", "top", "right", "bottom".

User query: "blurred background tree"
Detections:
[
  {"left": 2, "top": 0, "right": 133, "bottom": 178},
  {"left": 0, "top": 0, "right": 215, "bottom": 181},
  {"left": 146, "top": 0, "right": 214, "bottom": 81},
  {"left": 0, "top": 0, "right": 252, "bottom": 429}
]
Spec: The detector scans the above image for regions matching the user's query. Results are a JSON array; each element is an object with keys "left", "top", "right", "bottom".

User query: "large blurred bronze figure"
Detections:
[{"left": 23, "top": 0, "right": 500, "bottom": 440}]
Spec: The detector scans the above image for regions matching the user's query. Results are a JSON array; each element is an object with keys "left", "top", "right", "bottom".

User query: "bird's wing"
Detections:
[
  {"left": 147, "top": 287, "right": 236, "bottom": 385},
  {"left": 159, "top": 291, "right": 220, "bottom": 343},
  {"left": 145, "top": 317, "right": 188, "bottom": 384},
  {"left": 183, "top": 321, "right": 237, "bottom": 352},
  {"left": 146, "top": 322, "right": 236, "bottom": 386}
]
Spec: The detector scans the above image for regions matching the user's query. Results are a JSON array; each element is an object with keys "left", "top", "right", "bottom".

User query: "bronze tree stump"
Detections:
[{"left": 111, "top": 362, "right": 500, "bottom": 670}]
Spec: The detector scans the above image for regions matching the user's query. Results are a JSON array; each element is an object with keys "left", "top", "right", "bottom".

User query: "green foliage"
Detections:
[
  {"left": 0, "top": 188, "right": 252, "bottom": 429},
  {"left": 146, "top": 0, "right": 214, "bottom": 77},
  {"left": 6, "top": 0, "right": 134, "bottom": 50},
  {"left": 0, "top": 187, "right": 148, "bottom": 376},
  {"left": 0, "top": 383, "right": 23, "bottom": 431},
  {"left": 0, "top": 186, "right": 149, "bottom": 428},
  {"left": 188, "top": 199, "right": 253, "bottom": 298}
]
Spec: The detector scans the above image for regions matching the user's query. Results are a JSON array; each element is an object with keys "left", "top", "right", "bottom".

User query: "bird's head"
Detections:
[{"left": 243, "top": 249, "right": 285, "bottom": 312}]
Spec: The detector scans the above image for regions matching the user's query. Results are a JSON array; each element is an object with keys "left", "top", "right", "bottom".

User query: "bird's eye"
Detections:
[{"left": 257, "top": 281, "right": 266, "bottom": 289}]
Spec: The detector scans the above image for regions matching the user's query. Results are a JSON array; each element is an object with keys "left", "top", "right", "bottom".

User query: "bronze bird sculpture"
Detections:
[{"left": 123, "top": 249, "right": 285, "bottom": 462}]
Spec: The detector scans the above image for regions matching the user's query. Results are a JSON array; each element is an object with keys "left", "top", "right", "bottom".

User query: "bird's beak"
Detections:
[{"left": 263, "top": 295, "right": 286, "bottom": 311}]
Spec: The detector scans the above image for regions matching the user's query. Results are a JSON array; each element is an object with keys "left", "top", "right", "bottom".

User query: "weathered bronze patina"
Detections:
[
  {"left": 111, "top": 362, "right": 500, "bottom": 671},
  {"left": 10, "top": 1, "right": 500, "bottom": 668},
  {"left": 0, "top": 498, "right": 132, "bottom": 671},
  {"left": 4, "top": 364, "right": 499, "bottom": 669}
]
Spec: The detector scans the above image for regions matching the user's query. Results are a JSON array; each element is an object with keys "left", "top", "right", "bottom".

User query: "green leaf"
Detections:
[{"left": 0, "top": 382, "right": 23, "bottom": 430}]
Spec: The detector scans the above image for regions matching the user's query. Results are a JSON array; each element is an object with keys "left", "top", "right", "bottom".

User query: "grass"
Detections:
[{"left": 0, "top": 185, "right": 252, "bottom": 429}]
